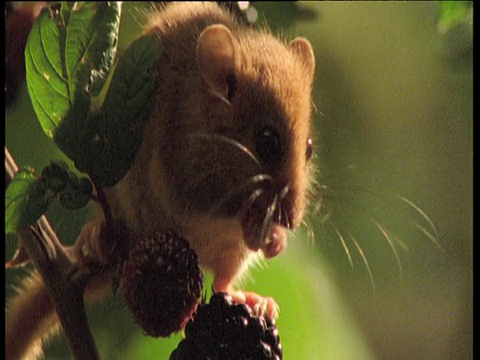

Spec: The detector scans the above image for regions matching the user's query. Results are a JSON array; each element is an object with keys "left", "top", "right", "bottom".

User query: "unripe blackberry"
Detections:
[
  {"left": 122, "top": 229, "right": 203, "bottom": 337},
  {"left": 170, "top": 292, "right": 282, "bottom": 360}
]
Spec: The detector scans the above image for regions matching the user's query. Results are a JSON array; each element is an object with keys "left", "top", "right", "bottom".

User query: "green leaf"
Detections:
[
  {"left": 25, "top": 8, "right": 71, "bottom": 137},
  {"left": 64, "top": 2, "right": 122, "bottom": 97},
  {"left": 41, "top": 160, "right": 71, "bottom": 193},
  {"left": 5, "top": 168, "right": 53, "bottom": 235},
  {"left": 63, "top": 34, "right": 161, "bottom": 187},
  {"left": 4, "top": 161, "right": 95, "bottom": 235},
  {"left": 437, "top": 1, "right": 472, "bottom": 34},
  {"left": 25, "top": 2, "right": 122, "bottom": 138},
  {"left": 41, "top": 160, "right": 93, "bottom": 209},
  {"left": 25, "top": 2, "right": 158, "bottom": 188},
  {"left": 59, "top": 173, "right": 93, "bottom": 210}
]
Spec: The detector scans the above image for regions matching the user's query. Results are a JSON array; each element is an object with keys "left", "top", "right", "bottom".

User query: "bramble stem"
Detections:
[{"left": 5, "top": 146, "right": 100, "bottom": 360}]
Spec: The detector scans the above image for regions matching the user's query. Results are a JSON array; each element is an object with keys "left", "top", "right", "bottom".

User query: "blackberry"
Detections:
[
  {"left": 122, "top": 229, "right": 203, "bottom": 337},
  {"left": 170, "top": 292, "right": 282, "bottom": 360}
]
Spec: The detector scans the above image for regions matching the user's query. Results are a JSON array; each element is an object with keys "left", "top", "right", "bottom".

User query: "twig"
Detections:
[{"left": 5, "top": 146, "right": 100, "bottom": 360}]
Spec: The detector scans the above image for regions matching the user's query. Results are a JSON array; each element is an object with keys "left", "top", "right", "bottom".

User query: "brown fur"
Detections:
[
  {"left": 106, "top": 1, "right": 315, "bottom": 284},
  {"left": 6, "top": 272, "right": 58, "bottom": 360},
  {"left": 6, "top": 3, "right": 315, "bottom": 358}
]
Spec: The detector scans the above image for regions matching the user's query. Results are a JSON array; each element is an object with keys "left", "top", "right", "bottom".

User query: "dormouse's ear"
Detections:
[
  {"left": 196, "top": 24, "right": 241, "bottom": 104},
  {"left": 289, "top": 37, "right": 315, "bottom": 79}
]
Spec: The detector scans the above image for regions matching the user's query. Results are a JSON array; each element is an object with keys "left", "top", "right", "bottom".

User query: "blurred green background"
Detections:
[{"left": 5, "top": 2, "right": 472, "bottom": 359}]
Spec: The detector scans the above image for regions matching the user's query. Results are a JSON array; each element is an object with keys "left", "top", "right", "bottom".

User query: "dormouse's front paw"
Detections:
[
  {"left": 170, "top": 292, "right": 283, "bottom": 359},
  {"left": 213, "top": 278, "right": 279, "bottom": 319},
  {"left": 72, "top": 217, "right": 110, "bottom": 265},
  {"left": 229, "top": 290, "right": 280, "bottom": 320}
]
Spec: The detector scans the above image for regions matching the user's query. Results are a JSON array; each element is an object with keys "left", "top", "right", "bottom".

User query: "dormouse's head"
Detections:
[{"left": 165, "top": 23, "right": 315, "bottom": 256}]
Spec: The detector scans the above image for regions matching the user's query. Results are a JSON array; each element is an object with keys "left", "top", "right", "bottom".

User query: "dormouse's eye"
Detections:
[
  {"left": 256, "top": 126, "right": 283, "bottom": 164},
  {"left": 306, "top": 137, "right": 313, "bottom": 161}
]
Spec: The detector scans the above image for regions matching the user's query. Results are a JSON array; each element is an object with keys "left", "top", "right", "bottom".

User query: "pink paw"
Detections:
[
  {"left": 262, "top": 225, "right": 287, "bottom": 259},
  {"left": 73, "top": 217, "right": 110, "bottom": 265},
  {"left": 225, "top": 290, "right": 279, "bottom": 319}
]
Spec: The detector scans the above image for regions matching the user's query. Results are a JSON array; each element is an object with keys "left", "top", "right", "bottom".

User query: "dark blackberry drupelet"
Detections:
[
  {"left": 170, "top": 292, "right": 282, "bottom": 360},
  {"left": 122, "top": 229, "right": 203, "bottom": 337}
]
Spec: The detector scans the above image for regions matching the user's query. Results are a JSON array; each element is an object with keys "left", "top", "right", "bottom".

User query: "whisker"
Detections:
[
  {"left": 172, "top": 155, "right": 223, "bottom": 195},
  {"left": 307, "top": 202, "right": 331, "bottom": 239},
  {"left": 301, "top": 219, "right": 316, "bottom": 246},
  {"left": 393, "top": 194, "right": 443, "bottom": 251},
  {"left": 392, "top": 233, "right": 409, "bottom": 252},
  {"left": 312, "top": 189, "right": 405, "bottom": 280},
  {"left": 259, "top": 194, "right": 278, "bottom": 244},
  {"left": 256, "top": 256, "right": 267, "bottom": 270},
  {"left": 311, "top": 184, "right": 338, "bottom": 215},
  {"left": 188, "top": 132, "right": 261, "bottom": 166},
  {"left": 347, "top": 230, "right": 376, "bottom": 299},
  {"left": 311, "top": 184, "right": 444, "bottom": 266},
  {"left": 371, "top": 218, "right": 403, "bottom": 278},
  {"left": 241, "top": 188, "right": 265, "bottom": 217},
  {"left": 275, "top": 200, "right": 288, "bottom": 229},
  {"left": 279, "top": 203, "right": 284, "bottom": 226},
  {"left": 208, "top": 174, "right": 273, "bottom": 215},
  {"left": 331, "top": 224, "right": 354, "bottom": 269},
  {"left": 282, "top": 204, "right": 291, "bottom": 229},
  {"left": 325, "top": 186, "right": 441, "bottom": 250},
  {"left": 415, "top": 224, "right": 441, "bottom": 249},
  {"left": 278, "top": 184, "right": 289, "bottom": 200}
]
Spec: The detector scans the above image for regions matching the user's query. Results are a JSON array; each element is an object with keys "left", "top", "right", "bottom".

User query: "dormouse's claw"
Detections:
[
  {"left": 5, "top": 245, "right": 32, "bottom": 268},
  {"left": 212, "top": 278, "right": 279, "bottom": 319},
  {"left": 73, "top": 218, "right": 109, "bottom": 266},
  {"left": 227, "top": 290, "right": 280, "bottom": 320}
]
